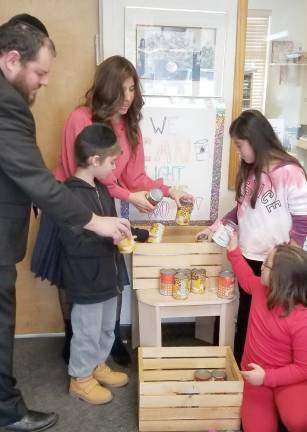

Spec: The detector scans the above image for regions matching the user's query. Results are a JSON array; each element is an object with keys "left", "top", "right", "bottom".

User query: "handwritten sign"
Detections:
[{"left": 126, "top": 98, "right": 225, "bottom": 224}]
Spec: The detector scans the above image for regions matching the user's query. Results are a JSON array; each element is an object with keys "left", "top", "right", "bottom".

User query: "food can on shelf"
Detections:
[
  {"left": 146, "top": 188, "right": 164, "bottom": 206},
  {"left": 175, "top": 198, "right": 194, "bottom": 226},
  {"left": 191, "top": 268, "right": 206, "bottom": 294},
  {"left": 217, "top": 270, "right": 235, "bottom": 299},
  {"left": 148, "top": 223, "right": 165, "bottom": 243},
  {"left": 172, "top": 272, "right": 189, "bottom": 300},
  {"left": 159, "top": 269, "right": 176, "bottom": 296}
]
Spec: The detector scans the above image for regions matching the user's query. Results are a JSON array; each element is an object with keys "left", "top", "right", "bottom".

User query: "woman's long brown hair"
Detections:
[
  {"left": 84, "top": 55, "right": 144, "bottom": 156},
  {"left": 230, "top": 110, "right": 306, "bottom": 208}
]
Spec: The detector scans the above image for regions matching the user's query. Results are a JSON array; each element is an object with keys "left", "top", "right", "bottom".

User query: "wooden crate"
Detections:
[{"left": 138, "top": 346, "right": 243, "bottom": 432}]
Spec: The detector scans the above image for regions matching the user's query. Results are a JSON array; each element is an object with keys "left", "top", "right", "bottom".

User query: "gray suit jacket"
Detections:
[{"left": 0, "top": 71, "right": 92, "bottom": 264}]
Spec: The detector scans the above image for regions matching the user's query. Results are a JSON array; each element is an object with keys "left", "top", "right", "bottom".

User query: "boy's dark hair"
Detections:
[
  {"left": 230, "top": 109, "right": 306, "bottom": 208},
  {"left": 75, "top": 123, "right": 121, "bottom": 168},
  {"left": 267, "top": 245, "right": 307, "bottom": 316},
  {"left": 7, "top": 13, "right": 49, "bottom": 37},
  {"left": 0, "top": 21, "right": 55, "bottom": 63}
]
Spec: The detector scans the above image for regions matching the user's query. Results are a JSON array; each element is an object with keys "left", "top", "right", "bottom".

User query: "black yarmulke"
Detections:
[
  {"left": 7, "top": 13, "right": 49, "bottom": 37},
  {"left": 77, "top": 123, "right": 117, "bottom": 149}
]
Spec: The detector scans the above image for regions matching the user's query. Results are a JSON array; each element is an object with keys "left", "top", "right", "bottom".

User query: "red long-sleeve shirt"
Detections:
[
  {"left": 54, "top": 106, "right": 170, "bottom": 200},
  {"left": 227, "top": 247, "right": 307, "bottom": 388}
]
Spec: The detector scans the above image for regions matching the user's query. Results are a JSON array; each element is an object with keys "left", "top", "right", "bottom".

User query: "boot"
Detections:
[
  {"left": 69, "top": 376, "right": 112, "bottom": 405},
  {"left": 62, "top": 319, "right": 72, "bottom": 365},
  {"left": 110, "top": 320, "right": 131, "bottom": 366},
  {"left": 93, "top": 363, "right": 128, "bottom": 388}
]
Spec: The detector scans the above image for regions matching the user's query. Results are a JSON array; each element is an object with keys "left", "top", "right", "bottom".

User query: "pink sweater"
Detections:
[
  {"left": 54, "top": 106, "right": 170, "bottom": 200},
  {"left": 228, "top": 247, "right": 307, "bottom": 388}
]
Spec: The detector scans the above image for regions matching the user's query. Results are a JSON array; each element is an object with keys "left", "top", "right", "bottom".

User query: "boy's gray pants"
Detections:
[{"left": 68, "top": 296, "right": 117, "bottom": 378}]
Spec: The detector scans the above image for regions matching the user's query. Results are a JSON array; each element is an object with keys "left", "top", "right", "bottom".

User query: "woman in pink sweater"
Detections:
[
  {"left": 51, "top": 56, "right": 191, "bottom": 366},
  {"left": 227, "top": 232, "right": 307, "bottom": 432}
]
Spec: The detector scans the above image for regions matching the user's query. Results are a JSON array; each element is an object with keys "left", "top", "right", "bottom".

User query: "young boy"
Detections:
[{"left": 59, "top": 123, "right": 128, "bottom": 404}]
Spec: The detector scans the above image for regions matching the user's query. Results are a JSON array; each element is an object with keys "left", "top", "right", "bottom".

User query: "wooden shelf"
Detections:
[{"left": 297, "top": 139, "right": 307, "bottom": 150}]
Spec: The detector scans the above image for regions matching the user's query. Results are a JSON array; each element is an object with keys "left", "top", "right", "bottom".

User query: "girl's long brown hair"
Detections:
[
  {"left": 230, "top": 110, "right": 306, "bottom": 208},
  {"left": 84, "top": 55, "right": 144, "bottom": 156},
  {"left": 267, "top": 245, "right": 307, "bottom": 316}
]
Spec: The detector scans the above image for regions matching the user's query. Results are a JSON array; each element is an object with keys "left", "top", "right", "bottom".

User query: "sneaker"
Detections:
[
  {"left": 69, "top": 376, "right": 112, "bottom": 405},
  {"left": 93, "top": 363, "right": 128, "bottom": 388}
]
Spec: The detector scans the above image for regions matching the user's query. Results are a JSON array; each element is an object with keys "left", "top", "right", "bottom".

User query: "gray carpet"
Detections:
[{"left": 1, "top": 324, "right": 207, "bottom": 432}]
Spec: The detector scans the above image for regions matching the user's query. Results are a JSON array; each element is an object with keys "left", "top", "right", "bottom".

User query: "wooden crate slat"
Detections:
[
  {"left": 133, "top": 265, "right": 221, "bottom": 278},
  {"left": 134, "top": 242, "right": 222, "bottom": 255},
  {"left": 227, "top": 346, "right": 243, "bottom": 381},
  {"left": 139, "top": 406, "right": 240, "bottom": 420},
  {"left": 144, "top": 369, "right": 199, "bottom": 381},
  {"left": 140, "top": 380, "right": 243, "bottom": 395},
  {"left": 139, "top": 418, "right": 240, "bottom": 431},
  {"left": 133, "top": 254, "right": 222, "bottom": 267},
  {"left": 141, "top": 346, "right": 228, "bottom": 358},
  {"left": 139, "top": 393, "right": 243, "bottom": 408},
  {"left": 143, "top": 357, "right": 226, "bottom": 370}
]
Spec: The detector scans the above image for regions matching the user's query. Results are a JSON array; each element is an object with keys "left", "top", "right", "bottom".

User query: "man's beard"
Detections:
[{"left": 12, "top": 72, "right": 37, "bottom": 106}]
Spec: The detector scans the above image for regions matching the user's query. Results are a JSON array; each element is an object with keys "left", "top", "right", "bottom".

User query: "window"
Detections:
[{"left": 244, "top": 10, "right": 270, "bottom": 111}]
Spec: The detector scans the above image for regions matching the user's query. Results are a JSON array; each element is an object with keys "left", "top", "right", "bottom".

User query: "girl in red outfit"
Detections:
[
  {"left": 33, "top": 55, "right": 192, "bottom": 366},
  {"left": 228, "top": 232, "right": 307, "bottom": 432}
]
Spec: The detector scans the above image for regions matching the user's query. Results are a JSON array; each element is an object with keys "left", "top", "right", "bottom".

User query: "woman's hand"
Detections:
[
  {"left": 128, "top": 191, "right": 155, "bottom": 213},
  {"left": 241, "top": 363, "right": 265, "bottom": 386},
  {"left": 169, "top": 188, "right": 194, "bottom": 208},
  {"left": 228, "top": 231, "right": 239, "bottom": 252},
  {"left": 195, "top": 227, "right": 214, "bottom": 242}
]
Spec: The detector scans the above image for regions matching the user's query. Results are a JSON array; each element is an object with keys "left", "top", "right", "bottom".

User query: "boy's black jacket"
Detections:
[{"left": 59, "top": 176, "right": 122, "bottom": 304}]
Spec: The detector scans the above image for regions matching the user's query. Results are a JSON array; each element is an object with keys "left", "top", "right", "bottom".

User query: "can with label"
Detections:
[
  {"left": 191, "top": 268, "right": 206, "bottom": 294},
  {"left": 148, "top": 223, "right": 165, "bottom": 243},
  {"left": 117, "top": 237, "right": 135, "bottom": 254},
  {"left": 159, "top": 269, "right": 176, "bottom": 296},
  {"left": 211, "top": 369, "right": 227, "bottom": 381},
  {"left": 217, "top": 270, "right": 235, "bottom": 299},
  {"left": 173, "top": 272, "right": 189, "bottom": 300},
  {"left": 212, "top": 220, "right": 237, "bottom": 248},
  {"left": 146, "top": 188, "right": 164, "bottom": 206},
  {"left": 175, "top": 198, "right": 194, "bottom": 226}
]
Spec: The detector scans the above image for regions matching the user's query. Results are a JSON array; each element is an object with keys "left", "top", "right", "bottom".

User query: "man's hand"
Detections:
[
  {"left": 241, "top": 363, "right": 265, "bottom": 386},
  {"left": 84, "top": 214, "right": 131, "bottom": 244},
  {"left": 169, "top": 188, "right": 194, "bottom": 208},
  {"left": 128, "top": 191, "right": 155, "bottom": 213}
]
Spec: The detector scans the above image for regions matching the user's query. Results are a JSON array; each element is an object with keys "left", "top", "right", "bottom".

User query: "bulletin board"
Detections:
[{"left": 120, "top": 97, "right": 225, "bottom": 224}]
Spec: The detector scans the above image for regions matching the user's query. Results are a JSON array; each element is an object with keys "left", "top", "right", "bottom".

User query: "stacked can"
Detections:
[
  {"left": 191, "top": 268, "right": 206, "bottom": 294},
  {"left": 148, "top": 223, "right": 165, "bottom": 243},
  {"left": 159, "top": 269, "right": 176, "bottom": 296},
  {"left": 172, "top": 272, "right": 190, "bottom": 300},
  {"left": 217, "top": 270, "right": 235, "bottom": 299},
  {"left": 175, "top": 198, "right": 194, "bottom": 225}
]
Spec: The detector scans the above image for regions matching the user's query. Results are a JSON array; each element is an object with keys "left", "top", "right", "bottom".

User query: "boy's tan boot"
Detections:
[
  {"left": 69, "top": 376, "right": 112, "bottom": 404},
  {"left": 93, "top": 363, "right": 129, "bottom": 388}
]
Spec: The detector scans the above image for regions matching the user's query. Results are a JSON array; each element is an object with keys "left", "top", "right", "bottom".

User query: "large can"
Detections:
[
  {"left": 148, "top": 223, "right": 165, "bottom": 243},
  {"left": 117, "top": 237, "right": 135, "bottom": 254},
  {"left": 217, "top": 270, "right": 235, "bottom": 299},
  {"left": 172, "top": 272, "right": 189, "bottom": 300},
  {"left": 159, "top": 269, "right": 176, "bottom": 296},
  {"left": 146, "top": 188, "right": 164, "bottom": 206},
  {"left": 191, "top": 268, "right": 206, "bottom": 294},
  {"left": 212, "top": 220, "right": 237, "bottom": 248},
  {"left": 175, "top": 198, "right": 194, "bottom": 226}
]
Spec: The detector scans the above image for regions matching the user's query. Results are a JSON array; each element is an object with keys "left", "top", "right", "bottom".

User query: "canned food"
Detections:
[
  {"left": 146, "top": 188, "right": 164, "bottom": 206},
  {"left": 148, "top": 223, "right": 165, "bottom": 243},
  {"left": 160, "top": 269, "right": 176, "bottom": 296},
  {"left": 175, "top": 198, "right": 194, "bottom": 226},
  {"left": 194, "top": 369, "right": 212, "bottom": 381},
  {"left": 212, "top": 220, "right": 237, "bottom": 248},
  {"left": 217, "top": 270, "right": 235, "bottom": 299},
  {"left": 191, "top": 268, "right": 206, "bottom": 294},
  {"left": 173, "top": 272, "right": 189, "bottom": 300},
  {"left": 117, "top": 237, "right": 135, "bottom": 254},
  {"left": 211, "top": 369, "right": 227, "bottom": 381}
]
